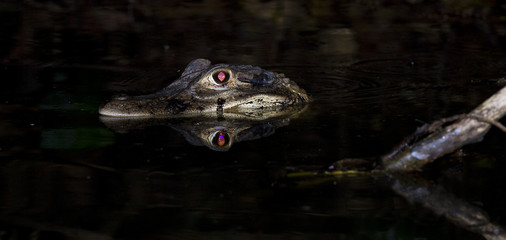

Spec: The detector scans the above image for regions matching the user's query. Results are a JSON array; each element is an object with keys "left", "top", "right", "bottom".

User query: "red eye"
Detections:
[
  {"left": 212, "top": 70, "right": 230, "bottom": 84},
  {"left": 218, "top": 72, "right": 226, "bottom": 81}
]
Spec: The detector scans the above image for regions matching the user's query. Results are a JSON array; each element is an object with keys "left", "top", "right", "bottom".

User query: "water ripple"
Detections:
[
  {"left": 349, "top": 57, "right": 447, "bottom": 76},
  {"left": 280, "top": 64, "right": 420, "bottom": 106}
]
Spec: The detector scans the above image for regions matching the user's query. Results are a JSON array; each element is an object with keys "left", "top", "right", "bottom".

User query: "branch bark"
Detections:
[{"left": 382, "top": 86, "right": 506, "bottom": 171}]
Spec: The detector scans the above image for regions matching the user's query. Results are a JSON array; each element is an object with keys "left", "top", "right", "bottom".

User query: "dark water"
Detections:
[{"left": 1, "top": 1, "right": 506, "bottom": 239}]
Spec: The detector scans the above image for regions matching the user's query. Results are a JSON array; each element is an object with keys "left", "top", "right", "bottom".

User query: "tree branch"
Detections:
[{"left": 382, "top": 86, "right": 506, "bottom": 171}]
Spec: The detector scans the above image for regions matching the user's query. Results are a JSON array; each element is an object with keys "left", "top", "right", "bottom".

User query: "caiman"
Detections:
[{"left": 99, "top": 59, "right": 310, "bottom": 118}]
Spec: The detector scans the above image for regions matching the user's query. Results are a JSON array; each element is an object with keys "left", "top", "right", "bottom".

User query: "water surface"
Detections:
[{"left": 1, "top": 1, "right": 506, "bottom": 239}]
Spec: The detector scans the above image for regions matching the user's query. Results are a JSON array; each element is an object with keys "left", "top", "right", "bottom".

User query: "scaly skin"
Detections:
[{"left": 99, "top": 59, "right": 310, "bottom": 117}]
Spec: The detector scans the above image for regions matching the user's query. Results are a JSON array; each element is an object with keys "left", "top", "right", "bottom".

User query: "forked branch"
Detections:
[{"left": 382, "top": 86, "right": 506, "bottom": 171}]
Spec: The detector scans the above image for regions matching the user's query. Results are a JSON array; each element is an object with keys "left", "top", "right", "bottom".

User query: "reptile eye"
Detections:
[
  {"left": 210, "top": 131, "right": 230, "bottom": 147},
  {"left": 211, "top": 70, "right": 231, "bottom": 85}
]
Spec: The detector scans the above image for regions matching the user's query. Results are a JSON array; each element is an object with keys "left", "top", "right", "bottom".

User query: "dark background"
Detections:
[{"left": 1, "top": 1, "right": 506, "bottom": 239}]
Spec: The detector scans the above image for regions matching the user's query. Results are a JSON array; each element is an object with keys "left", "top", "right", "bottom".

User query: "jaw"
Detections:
[
  {"left": 98, "top": 83, "right": 310, "bottom": 117},
  {"left": 98, "top": 102, "right": 147, "bottom": 117},
  {"left": 98, "top": 97, "right": 181, "bottom": 117},
  {"left": 222, "top": 80, "right": 311, "bottom": 110},
  {"left": 99, "top": 94, "right": 308, "bottom": 118},
  {"left": 227, "top": 93, "right": 307, "bottom": 110}
]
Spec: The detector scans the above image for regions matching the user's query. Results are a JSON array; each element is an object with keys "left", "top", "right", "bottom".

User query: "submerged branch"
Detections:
[
  {"left": 382, "top": 86, "right": 506, "bottom": 171},
  {"left": 285, "top": 86, "right": 506, "bottom": 240}
]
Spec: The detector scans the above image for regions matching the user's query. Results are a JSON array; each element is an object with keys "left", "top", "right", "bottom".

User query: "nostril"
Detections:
[{"left": 113, "top": 94, "right": 130, "bottom": 101}]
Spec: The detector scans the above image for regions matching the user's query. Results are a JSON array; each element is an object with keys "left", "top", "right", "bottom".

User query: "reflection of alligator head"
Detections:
[
  {"left": 99, "top": 58, "right": 310, "bottom": 117},
  {"left": 169, "top": 118, "right": 290, "bottom": 152},
  {"left": 100, "top": 105, "right": 306, "bottom": 151}
]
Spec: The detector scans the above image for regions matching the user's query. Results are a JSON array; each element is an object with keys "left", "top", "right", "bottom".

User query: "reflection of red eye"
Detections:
[
  {"left": 217, "top": 134, "right": 226, "bottom": 146},
  {"left": 211, "top": 131, "right": 230, "bottom": 147},
  {"left": 212, "top": 70, "right": 230, "bottom": 84}
]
